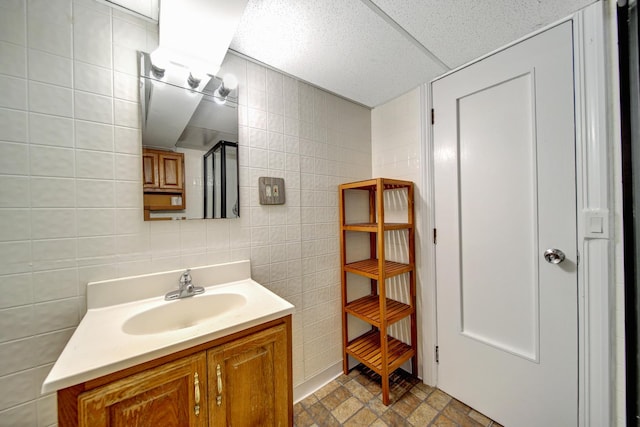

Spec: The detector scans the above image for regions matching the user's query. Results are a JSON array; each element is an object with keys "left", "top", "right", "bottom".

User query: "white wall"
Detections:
[
  {"left": 371, "top": 87, "right": 425, "bottom": 377},
  {"left": 0, "top": 0, "right": 371, "bottom": 424}
]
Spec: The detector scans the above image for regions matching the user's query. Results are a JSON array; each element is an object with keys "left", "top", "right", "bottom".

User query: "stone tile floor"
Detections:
[{"left": 293, "top": 365, "right": 502, "bottom": 426}]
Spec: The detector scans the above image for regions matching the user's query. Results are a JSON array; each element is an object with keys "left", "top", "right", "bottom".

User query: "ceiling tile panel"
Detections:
[
  {"left": 370, "top": 0, "right": 594, "bottom": 68},
  {"left": 231, "top": 0, "right": 447, "bottom": 107}
]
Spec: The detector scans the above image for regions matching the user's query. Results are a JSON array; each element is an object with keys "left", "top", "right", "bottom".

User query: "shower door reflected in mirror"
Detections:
[{"left": 204, "top": 141, "right": 239, "bottom": 219}]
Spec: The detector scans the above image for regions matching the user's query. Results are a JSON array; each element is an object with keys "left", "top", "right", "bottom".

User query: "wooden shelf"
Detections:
[
  {"left": 343, "top": 223, "right": 412, "bottom": 232},
  {"left": 339, "top": 178, "right": 414, "bottom": 191},
  {"left": 344, "top": 258, "right": 413, "bottom": 280},
  {"left": 339, "top": 178, "right": 417, "bottom": 405},
  {"left": 345, "top": 295, "right": 413, "bottom": 327},
  {"left": 346, "top": 331, "right": 415, "bottom": 375}
]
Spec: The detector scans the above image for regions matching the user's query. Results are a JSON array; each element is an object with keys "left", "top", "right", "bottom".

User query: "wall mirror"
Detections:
[{"left": 138, "top": 51, "right": 240, "bottom": 220}]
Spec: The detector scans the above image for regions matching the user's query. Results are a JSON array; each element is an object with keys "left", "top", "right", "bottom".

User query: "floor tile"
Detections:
[{"left": 293, "top": 364, "right": 500, "bottom": 427}]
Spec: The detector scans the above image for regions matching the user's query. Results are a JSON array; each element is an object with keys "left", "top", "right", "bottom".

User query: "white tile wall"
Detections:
[{"left": 0, "top": 0, "right": 372, "bottom": 424}]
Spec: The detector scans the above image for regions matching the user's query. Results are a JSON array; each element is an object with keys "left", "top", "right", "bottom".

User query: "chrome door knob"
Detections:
[{"left": 544, "top": 248, "right": 566, "bottom": 264}]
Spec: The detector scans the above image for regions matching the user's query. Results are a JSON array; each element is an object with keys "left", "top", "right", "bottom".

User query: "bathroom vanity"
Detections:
[{"left": 42, "top": 261, "right": 294, "bottom": 427}]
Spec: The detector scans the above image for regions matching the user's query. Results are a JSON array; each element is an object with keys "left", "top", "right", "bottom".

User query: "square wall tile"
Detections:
[
  {"left": 114, "top": 99, "right": 139, "bottom": 128},
  {"left": 114, "top": 126, "right": 140, "bottom": 154},
  {"left": 0, "top": 246, "right": 31, "bottom": 276},
  {"left": 0, "top": 176, "right": 30, "bottom": 208},
  {"left": 31, "top": 208, "right": 76, "bottom": 239},
  {"left": 0, "top": 305, "right": 34, "bottom": 343},
  {"left": 113, "top": 45, "right": 138, "bottom": 75},
  {"left": 32, "top": 268, "right": 78, "bottom": 303},
  {"left": 0, "top": 209, "right": 30, "bottom": 241},
  {"left": 28, "top": 81, "right": 72, "bottom": 117},
  {"left": 29, "top": 145, "right": 74, "bottom": 177},
  {"left": 115, "top": 180, "right": 141, "bottom": 208},
  {"left": 73, "top": 4, "right": 112, "bottom": 68},
  {"left": 0, "top": 0, "right": 26, "bottom": 46},
  {"left": 0, "top": 273, "right": 32, "bottom": 309},
  {"left": 74, "top": 91, "right": 113, "bottom": 124},
  {"left": 74, "top": 61, "right": 113, "bottom": 96},
  {"left": 0, "top": 369, "right": 39, "bottom": 411},
  {"left": 0, "top": 75, "right": 27, "bottom": 110},
  {"left": 32, "top": 298, "right": 79, "bottom": 334},
  {"left": 0, "top": 41, "right": 26, "bottom": 77},
  {"left": 75, "top": 120, "right": 114, "bottom": 151},
  {"left": 0, "top": 141, "right": 29, "bottom": 175},
  {"left": 28, "top": 49, "right": 72, "bottom": 87},
  {"left": 75, "top": 150, "right": 114, "bottom": 179},
  {"left": 0, "top": 107, "right": 27, "bottom": 142},
  {"left": 115, "top": 153, "right": 141, "bottom": 181},
  {"left": 27, "top": 0, "right": 72, "bottom": 57},
  {"left": 29, "top": 113, "right": 73, "bottom": 147},
  {"left": 77, "top": 208, "right": 115, "bottom": 237},
  {"left": 30, "top": 177, "right": 75, "bottom": 208},
  {"left": 114, "top": 72, "right": 138, "bottom": 101},
  {"left": 76, "top": 179, "right": 115, "bottom": 208},
  {"left": 113, "top": 17, "right": 146, "bottom": 50}
]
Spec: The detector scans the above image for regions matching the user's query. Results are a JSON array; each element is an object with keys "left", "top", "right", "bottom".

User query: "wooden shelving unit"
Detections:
[{"left": 339, "top": 178, "right": 417, "bottom": 405}]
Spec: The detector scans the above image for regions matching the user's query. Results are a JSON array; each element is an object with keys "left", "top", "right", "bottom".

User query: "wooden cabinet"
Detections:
[
  {"left": 339, "top": 178, "right": 417, "bottom": 405},
  {"left": 208, "top": 324, "right": 289, "bottom": 427},
  {"left": 142, "top": 148, "right": 184, "bottom": 192},
  {"left": 58, "top": 317, "right": 292, "bottom": 427},
  {"left": 142, "top": 148, "right": 186, "bottom": 217},
  {"left": 77, "top": 353, "right": 206, "bottom": 427}
]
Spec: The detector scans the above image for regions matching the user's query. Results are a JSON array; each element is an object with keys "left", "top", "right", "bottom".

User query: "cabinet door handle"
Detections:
[
  {"left": 216, "top": 364, "right": 223, "bottom": 406},
  {"left": 194, "top": 372, "right": 201, "bottom": 416}
]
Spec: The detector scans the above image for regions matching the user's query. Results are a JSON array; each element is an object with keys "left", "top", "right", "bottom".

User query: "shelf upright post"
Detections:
[
  {"left": 376, "top": 179, "right": 390, "bottom": 404},
  {"left": 339, "top": 184, "right": 349, "bottom": 375},
  {"left": 369, "top": 188, "right": 377, "bottom": 297}
]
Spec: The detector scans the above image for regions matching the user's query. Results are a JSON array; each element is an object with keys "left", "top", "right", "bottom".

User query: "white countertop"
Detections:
[{"left": 41, "top": 261, "right": 295, "bottom": 394}]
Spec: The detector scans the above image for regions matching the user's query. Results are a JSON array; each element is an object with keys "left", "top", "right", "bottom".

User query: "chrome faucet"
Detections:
[{"left": 165, "top": 269, "right": 205, "bottom": 300}]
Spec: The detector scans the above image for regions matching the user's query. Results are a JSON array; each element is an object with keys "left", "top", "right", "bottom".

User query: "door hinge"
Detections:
[
  {"left": 431, "top": 108, "right": 435, "bottom": 125},
  {"left": 435, "top": 345, "right": 439, "bottom": 364},
  {"left": 433, "top": 228, "right": 437, "bottom": 244}
]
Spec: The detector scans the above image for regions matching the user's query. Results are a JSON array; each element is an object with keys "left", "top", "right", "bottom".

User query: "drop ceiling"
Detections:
[
  {"left": 230, "top": 0, "right": 595, "bottom": 107},
  {"left": 108, "top": 0, "right": 596, "bottom": 108}
]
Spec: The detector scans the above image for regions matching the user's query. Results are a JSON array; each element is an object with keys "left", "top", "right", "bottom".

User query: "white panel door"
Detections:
[{"left": 432, "top": 22, "right": 577, "bottom": 426}]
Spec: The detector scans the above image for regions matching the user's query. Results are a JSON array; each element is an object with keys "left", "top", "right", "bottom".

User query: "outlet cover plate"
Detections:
[{"left": 259, "top": 177, "right": 285, "bottom": 205}]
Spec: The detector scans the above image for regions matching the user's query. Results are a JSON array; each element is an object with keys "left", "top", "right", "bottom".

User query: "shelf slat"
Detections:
[
  {"left": 343, "top": 222, "right": 412, "bottom": 232},
  {"left": 344, "top": 259, "right": 413, "bottom": 280},
  {"left": 339, "top": 178, "right": 414, "bottom": 191},
  {"left": 346, "top": 331, "right": 415, "bottom": 374},
  {"left": 345, "top": 295, "right": 413, "bottom": 327}
]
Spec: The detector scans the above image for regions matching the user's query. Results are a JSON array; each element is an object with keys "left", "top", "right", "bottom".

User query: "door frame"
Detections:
[{"left": 419, "top": 2, "right": 619, "bottom": 426}]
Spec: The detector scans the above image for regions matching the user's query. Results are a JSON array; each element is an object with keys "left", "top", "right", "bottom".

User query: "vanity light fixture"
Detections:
[
  {"left": 186, "top": 63, "right": 211, "bottom": 90},
  {"left": 187, "top": 71, "right": 202, "bottom": 89},
  {"left": 149, "top": 48, "right": 169, "bottom": 79},
  {"left": 214, "top": 74, "right": 239, "bottom": 104}
]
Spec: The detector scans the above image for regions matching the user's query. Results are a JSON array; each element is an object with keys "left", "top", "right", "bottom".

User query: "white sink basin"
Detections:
[{"left": 122, "top": 293, "right": 247, "bottom": 335}]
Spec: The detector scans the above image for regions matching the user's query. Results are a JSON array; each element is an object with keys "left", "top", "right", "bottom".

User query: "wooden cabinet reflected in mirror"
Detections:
[{"left": 143, "top": 148, "right": 186, "bottom": 220}]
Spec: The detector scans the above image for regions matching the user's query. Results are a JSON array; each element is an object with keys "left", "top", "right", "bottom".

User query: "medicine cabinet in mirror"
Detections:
[{"left": 138, "top": 51, "right": 240, "bottom": 220}]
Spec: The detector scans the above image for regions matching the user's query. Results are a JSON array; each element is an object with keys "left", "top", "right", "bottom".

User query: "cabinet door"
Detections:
[
  {"left": 142, "top": 151, "right": 159, "bottom": 189},
  {"left": 159, "top": 152, "right": 184, "bottom": 191},
  {"left": 77, "top": 353, "right": 207, "bottom": 427},
  {"left": 208, "top": 325, "right": 290, "bottom": 427}
]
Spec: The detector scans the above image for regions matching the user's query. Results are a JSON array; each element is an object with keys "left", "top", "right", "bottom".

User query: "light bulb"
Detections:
[{"left": 222, "top": 74, "right": 238, "bottom": 90}]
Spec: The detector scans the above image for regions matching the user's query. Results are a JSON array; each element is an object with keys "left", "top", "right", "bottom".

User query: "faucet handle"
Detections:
[{"left": 180, "top": 269, "right": 192, "bottom": 286}]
